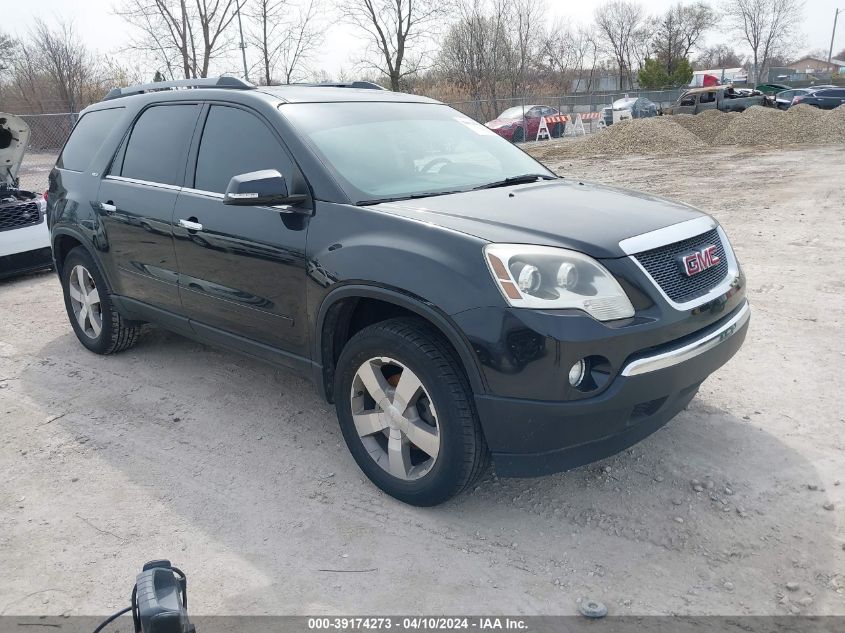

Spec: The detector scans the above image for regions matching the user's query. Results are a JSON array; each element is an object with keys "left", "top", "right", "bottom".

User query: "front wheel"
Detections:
[
  {"left": 334, "top": 318, "right": 488, "bottom": 506},
  {"left": 511, "top": 127, "right": 525, "bottom": 143}
]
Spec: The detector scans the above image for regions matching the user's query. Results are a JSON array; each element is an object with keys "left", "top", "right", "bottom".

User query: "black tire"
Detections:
[
  {"left": 511, "top": 127, "right": 525, "bottom": 143},
  {"left": 334, "top": 317, "right": 489, "bottom": 506},
  {"left": 61, "top": 246, "right": 141, "bottom": 355}
]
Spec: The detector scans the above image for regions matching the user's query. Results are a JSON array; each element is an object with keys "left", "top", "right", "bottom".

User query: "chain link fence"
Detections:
[
  {"left": 13, "top": 113, "right": 78, "bottom": 193},
  {"left": 447, "top": 88, "right": 686, "bottom": 134}
]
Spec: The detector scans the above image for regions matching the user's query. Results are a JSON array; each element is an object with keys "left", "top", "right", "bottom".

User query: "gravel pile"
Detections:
[
  {"left": 529, "top": 104, "right": 845, "bottom": 160},
  {"left": 671, "top": 109, "right": 738, "bottom": 141},
  {"left": 820, "top": 104, "right": 845, "bottom": 139},
  {"left": 535, "top": 117, "right": 705, "bottom": 158},
  {"left": 712, "top": 104, "right": 832, "bottom": 146}
]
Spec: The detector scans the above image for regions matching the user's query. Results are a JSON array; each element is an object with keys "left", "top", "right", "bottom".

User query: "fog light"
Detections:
[{"left": 568, "top": 359, "right": 586, "bottom": 387}]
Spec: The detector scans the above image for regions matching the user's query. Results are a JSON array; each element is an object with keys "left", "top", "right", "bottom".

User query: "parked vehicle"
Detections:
[
  {"left": 600, "top": 96, "right": 659, "bottom": 127},
  {"left": 793, "top": 88, "right": 845, "bottom": 110},
  {"left": 0, "top": 114, "right": 52, "bottom": 279},
  {"left": 485, "top": 105, "right": 563, "bottom": 142},
  {"left": 662, "top": 86, "right": 767, "bottom": 115},
  {"left": 48, "top": 78, "right": 749, "bottom": 506},
  {"left": 773, "top": 88, "right": 816, "bottom": 110},
  {"left": 754, "top": 83, "right": 791, "bottom": 95}
]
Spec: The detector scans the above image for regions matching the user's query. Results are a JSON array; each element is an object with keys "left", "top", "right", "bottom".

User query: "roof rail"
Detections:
[
  {"left": 103, "top": 76, "right": 255, "bottom": 101},
  {"left": 288, "top": 81, "right": 387, "bottom": 91}
]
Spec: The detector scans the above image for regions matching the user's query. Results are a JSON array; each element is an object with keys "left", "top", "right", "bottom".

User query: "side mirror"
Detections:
[{"left": 223, "top": 169, "right": 307, "bottom": 207}]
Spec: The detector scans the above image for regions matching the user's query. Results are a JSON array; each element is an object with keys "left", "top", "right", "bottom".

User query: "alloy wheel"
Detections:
[
  {"left": 68, "top": 264, "right": 102, "bottom": 339},
  {"left": 350, "top": 356, "right": 441, "bottom": 481}
]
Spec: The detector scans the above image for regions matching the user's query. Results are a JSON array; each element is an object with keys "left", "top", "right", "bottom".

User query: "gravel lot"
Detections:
[{"left": 1, "top": 145, "right": 843, "bottom": 617}]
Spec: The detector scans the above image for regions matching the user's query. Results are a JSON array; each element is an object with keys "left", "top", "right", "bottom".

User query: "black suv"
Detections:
[{"left": 47, "top": 78, "right": 749, "bottom": 506}]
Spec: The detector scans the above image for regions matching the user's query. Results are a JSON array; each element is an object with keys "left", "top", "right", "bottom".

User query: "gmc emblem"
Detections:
[{"left": 679, "top": 245, "right": 720, "bottom": 276}]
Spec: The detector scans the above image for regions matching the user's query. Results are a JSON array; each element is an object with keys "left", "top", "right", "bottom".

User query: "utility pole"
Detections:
[
  {"left": 828, "top": 8, "right": 842, "bottom": 65},
  {"left": 236, "top": 0, "right": 249, "bottom": 82}
]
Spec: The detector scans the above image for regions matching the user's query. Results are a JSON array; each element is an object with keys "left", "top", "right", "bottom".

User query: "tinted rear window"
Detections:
[
  {"left": 819, "top": 89, "right": 845, "bottom": 97},
  {"left": 58, "top": 108, "right": 124, "bottom": 171},
  {"left": 119, "top": 105, "right": 200, "bottom": 186}
]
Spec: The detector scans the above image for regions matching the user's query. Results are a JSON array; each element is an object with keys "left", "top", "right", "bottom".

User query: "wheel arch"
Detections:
[
  {"left": 51, "top": 228, "right": 116, "bottom": 292},
  {"left": 314, "top": 284, "right": 487, "bottom": 403}
]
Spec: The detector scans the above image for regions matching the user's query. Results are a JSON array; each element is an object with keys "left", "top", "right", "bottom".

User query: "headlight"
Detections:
[{"left": 484, "top": 244, "right": 635, "bottom": 321}]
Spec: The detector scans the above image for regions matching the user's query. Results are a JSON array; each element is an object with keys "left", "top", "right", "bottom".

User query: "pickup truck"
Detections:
[{"left": 663, "top": 86, "right": 767, "bottom": 115}]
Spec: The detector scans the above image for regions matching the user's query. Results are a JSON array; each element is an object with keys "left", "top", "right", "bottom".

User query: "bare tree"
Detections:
[
  {"left": 0, "top": 32, "right": 15, "bottom": 74},
  {"left": 340, "top": 0, "right": 447, "bottom": 90},
  {"left": 500, "top": 0, "right": 543, "bottom": 98},
  {"left": 593, "top": 1, "right": 646, "bottom": 90},
  {"left": 649, "top": 2, "right": 717, "bottom": 75},
  {"left": 115, "top": 0, "right": 243, "bottom": 79},
  {"left": 723, "top": 0, "right": 803, "bottom": 83},
  {"left": 247, "top": 0, "right": 323, "bottom": 85},
  {"left": 248, "top": 0, "right": 288, "bottom": 85},
  {"left": 695, "top": 44, "right": 745, "bottom": 69},
  {"left": 30, "top": 19, "right": 94, "bottom": 112},
  {"left": 541, "top": 23, "right": 597, "bottom": 92},
  {"left": 279, "top": 0, "right": 324, "bottom": 84}
]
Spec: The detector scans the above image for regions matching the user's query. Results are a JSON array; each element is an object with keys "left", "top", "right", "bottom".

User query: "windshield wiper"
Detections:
[
  {"left": 472, "top": 174, "right": 556, "bottom": 190},
  {"left": 357, "top": 190, "right": 464, "bottom": 206}
]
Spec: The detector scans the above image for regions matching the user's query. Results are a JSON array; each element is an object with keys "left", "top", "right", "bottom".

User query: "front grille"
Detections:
[
  {"left": 633, "top": 228, "right": 729, "bottom": 303},
  {"left": 0, "top": 201, "right": 41, "bottom": 233}
]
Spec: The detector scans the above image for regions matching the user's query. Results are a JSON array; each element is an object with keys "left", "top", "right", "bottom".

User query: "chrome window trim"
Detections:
[
  {"left": 621, "top": 301, "right": 750, "bottom": 376},
  {"left": 182, "top": 187, "right": 224, "bottom": 199},
  {"left": 105, "top": 175, "right": 181, "bottom": 191},
  {"left": 619, "top": 216, "right": 717, "bottom": 255},
  {"left": 620, "top": 219, "right": 739, "bottom": 311}
]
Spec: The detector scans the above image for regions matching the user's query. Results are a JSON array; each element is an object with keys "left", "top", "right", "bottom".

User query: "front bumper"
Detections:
[
  {"left": 475, "top": 300, "right": 750, "bottom": 477},
  {"left": 0, "top": 218, "right": 52, "bottom": 279}
]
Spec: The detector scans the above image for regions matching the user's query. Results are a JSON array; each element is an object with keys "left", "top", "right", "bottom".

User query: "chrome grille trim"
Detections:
[{"left": 621, "top": 221, "right": 740, "bottom": 311}]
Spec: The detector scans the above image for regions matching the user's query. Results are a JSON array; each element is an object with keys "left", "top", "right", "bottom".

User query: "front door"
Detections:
[
  {"left": 97, "top": 104, "right": 201, "bottom": 313},
  {"left": 172, "top": 104, "right": 310, "bottom": 360}
]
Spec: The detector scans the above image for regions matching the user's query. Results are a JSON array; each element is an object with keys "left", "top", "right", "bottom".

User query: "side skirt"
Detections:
[{"left": 111, "top": 295, "right": 320, "bottom": 386}]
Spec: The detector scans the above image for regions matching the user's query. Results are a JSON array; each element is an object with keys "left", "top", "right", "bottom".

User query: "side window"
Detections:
[
  {"left": 58, "top": 108, "right": 125, "bottom": 171},
  {"left": 679, "top": 94, "right": 696, "bottom": 106},
  {"left": 699, "top": 92, "right": 716, "bottom": 104},
  {"left": 194, "top": 105, "right": 293, "bottom": 194},
  {"left": 119, "top": 105, "right": 200, "bottom": 186}
]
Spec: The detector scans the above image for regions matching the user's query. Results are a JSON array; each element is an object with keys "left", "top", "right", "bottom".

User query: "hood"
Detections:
[
  {"left": 1, "top": 113, "right": 30, "bottom": 186},
  {"left": 376, "top": 179, "right": 705, "bottom": 259}
]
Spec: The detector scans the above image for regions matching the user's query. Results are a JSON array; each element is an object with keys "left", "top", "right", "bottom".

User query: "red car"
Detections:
[{"left": 485, "top": 105, "right": 564, "bottom": 143}]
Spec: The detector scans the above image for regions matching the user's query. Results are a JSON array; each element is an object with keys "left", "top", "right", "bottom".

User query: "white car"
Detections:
[{"left": 1, "top": 113, "right": 52, "bottom": 279}]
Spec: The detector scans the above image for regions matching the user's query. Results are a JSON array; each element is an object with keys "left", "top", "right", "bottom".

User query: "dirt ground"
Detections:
[{"left": 1, "top": 144, "right": 843, "bottom": 617}]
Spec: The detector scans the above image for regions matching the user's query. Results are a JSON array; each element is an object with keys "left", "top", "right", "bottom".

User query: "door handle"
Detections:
[
  {"left": 178, "top": 218, "right": 203, "bottom": 232},
  {"left": 99, "top": 201, "right": 116, "bottom": 214}
]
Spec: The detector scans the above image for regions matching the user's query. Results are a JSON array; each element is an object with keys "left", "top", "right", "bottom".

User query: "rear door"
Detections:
[
  {"left": 819, "top": 89, "right": 845, "bottom": 109},
  {"left": 172, "top": 104, "right": 310, "bottom": 360},
  {"left": 96, "top": 104, "right": 201, "bottom": 313},
  {"left": 697, "top": 91, "right": 717, "bottom": 113}
]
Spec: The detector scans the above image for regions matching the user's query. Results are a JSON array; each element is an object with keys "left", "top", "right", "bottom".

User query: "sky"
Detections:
[{"left": 5, "top": 0, "right": 844, "bottom": 79}]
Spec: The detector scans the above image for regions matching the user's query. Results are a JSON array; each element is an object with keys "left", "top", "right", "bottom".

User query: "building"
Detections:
[{"left": 788, "top": 57, "right": 845, "bottom": 74}]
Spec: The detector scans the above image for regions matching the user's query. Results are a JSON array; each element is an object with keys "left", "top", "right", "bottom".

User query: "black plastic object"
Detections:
[{"left": 133, "top": 560, "right": 195, "bottom": 633}]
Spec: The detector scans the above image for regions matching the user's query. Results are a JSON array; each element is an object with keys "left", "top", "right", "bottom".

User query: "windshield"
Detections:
[
  {"left": 281, "top": 102, "right": 553, "bottom": 203},
  {"left": 498, "top": 106, "right": 529, "bottom": 119}
]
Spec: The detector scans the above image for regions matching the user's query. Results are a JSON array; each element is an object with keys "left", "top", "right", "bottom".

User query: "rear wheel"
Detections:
[
  {"left": 61, "top": 246, "right": 141, "bottom": 355},
  {"left": 334, "top": 318, "right": 488, "bottom": 506}
]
